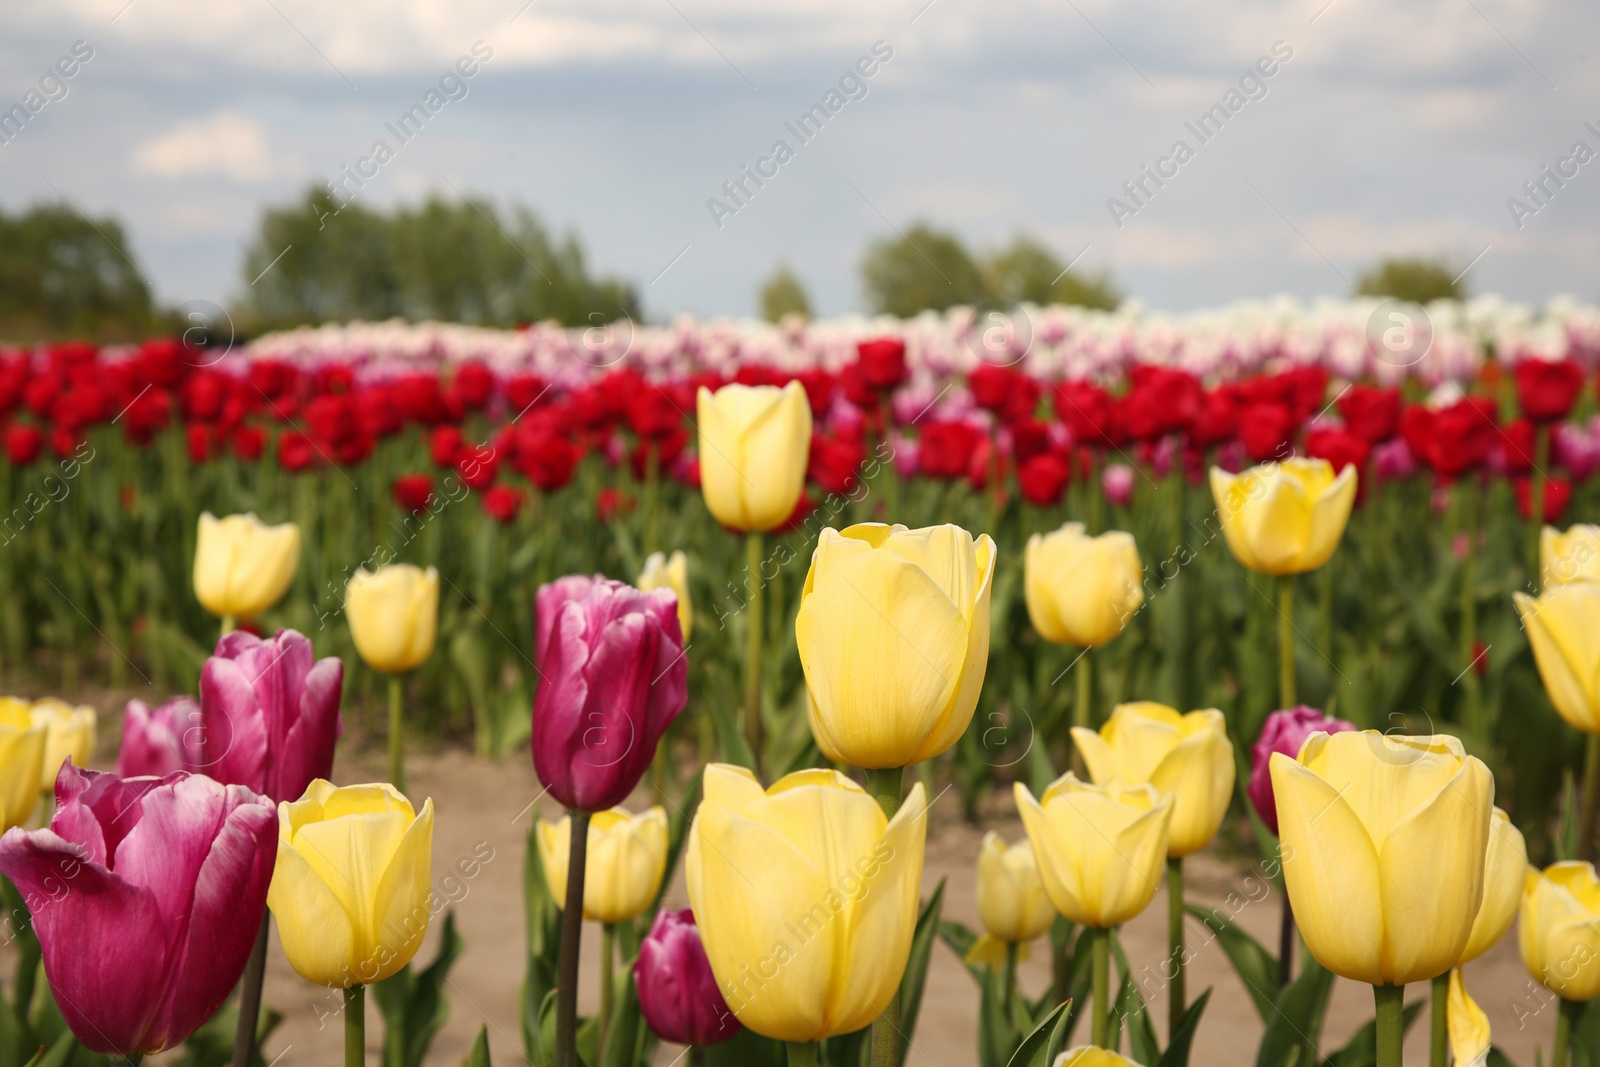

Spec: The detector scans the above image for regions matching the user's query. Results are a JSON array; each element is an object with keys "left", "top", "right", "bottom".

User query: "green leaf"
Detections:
[
  {"left": 651, "top": 769, "right": 703, "bottom": 916},
  {"left": 897, "top": 878, "right": 947, "bottom": 1061},
  {"left": 375, "top": 910, "right": 465, "bottom": 1067},
  {"left": 535, "top": 989, "right": 560, "bottom": 1067},
  {"left": 22, "top": 1031, "right": 76, "bottom": 1067},
  {"left": 599, "top": 955, "right": 643, "bottom": 1067},
  {"left": 1005, "top": 998, "right": 1073, "bottom": 1067},
  {"left": 1187, "top": 903, "right": 1279, "bottom": 1023},
  {"left": 1156, "top": 989, "right": 1211, "bottom": 1067},
  {"left": 1027, "top": 732, "right": 1058, "bottom": 799},
  {"left": 1114, "top": 971, "right": 1159, "bottom": 1067},
  {"left": 1254, "top": 955, "right": 1333, "bottom": 1067},
  {"left": 936, "top": 918, "right": 986, "bottom": 985},
  {"left": 977, "top": 965, "right": 1014, "bottom": 1067},
  {"left": 0, "top": 981, "right": 37, "bottom": 1067},
  {"left": 462, "top": 1026, "right": 492, "bottom": 1067},
  {"left": 706, "top": 1028, "right": 786, "bottom": 1067},
  {"left": 707, "top": 692, "right": 756, "bottom": 770},
  {"left": 1558, "top": 770, "right": 1580, "bottom": 861}
]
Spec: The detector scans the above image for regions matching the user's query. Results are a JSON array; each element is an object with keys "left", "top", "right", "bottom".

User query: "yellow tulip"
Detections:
[
  {"left": 267, "top": 780, "right": 434, "bottom": 988},
  {"left": 1520, "top": 861, "right": 1600, "bottom": 1001},
  {"left": 1514, "top": 584, "right": 1600, "bottom": 733},
  {"left": 1270, "top": 731, "right": 1493, "bottom": 986},
  {"left": 1459, "top": 808, "right": 1527, "bottom": 965},
  {"left": 345, "top": 564, "right": 439, "bottom": 674},
  {"left": 1014, "top": 773, "right": 1172, "bottom": 929},
  {"left": 685, "top": 763, "right": 927, "bottom": 1043},
  {"left": 193, "top": 512, "right": 300, "bottom": 619},
  {"left": 537, "top": 806, "right": 668, "bottom": 924},
  {"left": 1542, "top": 524, "right": 1600, "bottom": 587},
  {"left": 19, "top": 698, "right": 95, "bottom": 793},
  {"left": 795, "top": 523, "right": 996, "bottom": 768},
  {"left": 1447, "top": 969, "right": 1490, "bottom": 1067},
  {"left": 0, "top": 703, "right": 45, "bottom": 831},
  {"left": 1070, "top": 702, "right": 1233, "bottom": 858},
  {"left": 967, "top": 832, "right": 1054, "bottom": 965},
  {"left": 1053, "top": 1050, "right": 1139, "bottom": 1067},
  {"left": 696, "top": 381, "right": 811, "bottom": 532},
  {"left": 1025, "top": 523, "right": 1143, "bottom": 648},
  {"left": 1208, "top": 458, "right": 1356, "bottom": 576},
  {"left": 638, "top": 550, "right": 693, "bottom": 642}
]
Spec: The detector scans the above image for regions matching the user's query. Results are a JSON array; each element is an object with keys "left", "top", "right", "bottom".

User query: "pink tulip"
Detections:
[
  {"left": 635, "top": 908, "right": 739, "bottom": 1046},
  {"left": 195, "top": 628, "right": 343, "bottom": 803},
  {"left": 1102, "top": 462, "right": 1135, "bottom": 508},
  {"left": 116, "top": 696, "right": 199, "bottom": 778},
  {"left": 533, "top": 574, "right": 687, "bottom": 811},
  {"left": 0, "top": 765, "right": 277, "bottom": 1057},
  {"left": 1248, "top": 706, "right": 1356, "bottom": 834}
]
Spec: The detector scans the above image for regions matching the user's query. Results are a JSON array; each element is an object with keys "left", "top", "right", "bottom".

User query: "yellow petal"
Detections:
[
  {"left": 1148, "top": 715, "right": 1235, "bottom": 857},
  {"left": 365, "top": 797, "right": 434, "bottom": 983},
  {"left": 269, "top": 822, "right": 359, "bottom": 987},
  {"left": 1053, "top": 1046, "right": 1141, "bottom": 1066},
  {"left": 1447, "top": 970, "right": 1490, "bottom": 1067},
  {"left": 1543, "top": 524, "right": 1600, "bottom": 587},
  {"left": 586, "top": 806, "right": 669, "bottom": 923},
  {"left": 1459, "top": 809, "right": 1527, "bottom": 965},
  {"left": 346, "top": 565, "right": 439, "bottom": 674},
  {"left": 1521, "top": 862, "right": 1600, "bottom": 1000},
  {"left": 193, "top": 512, "right": 300, "bottom": 619},
  {"left": 1516, "top": 587, "right": 1600, "bottom": 734}
]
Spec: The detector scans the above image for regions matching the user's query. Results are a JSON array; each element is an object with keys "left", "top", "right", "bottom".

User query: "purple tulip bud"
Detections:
[
  {"left": 635, "top": 908, "right": 739, "bottom": 1046},
  {"left": 0, "top": 765, "right": 277, "bottom": 1056},
  {"left": 533, "top": 575, "right": 687, "bottom": 812},
  {"left": 116, "top": 697, "right": 200, "bottom": 778},
  {"left": 196, "top": 628, "right": 344, "bottom": 803},
  {"left": 1249, "top": 705, "right": 1356, "bottom": 834}
]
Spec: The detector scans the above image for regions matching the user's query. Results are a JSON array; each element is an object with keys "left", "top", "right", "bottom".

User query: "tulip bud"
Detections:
[
  {"left": 1271, "top": 731, "right": 1493, "bottom": 986},
  {"left": 1521, "top": 861, "right": 1600, "bottom": 1002},
  {"left": 116, "top": 697, "right": 199, "bottom": 779},
  {"left": 268, "top": 780, "right": 435, "bottom": 988},
  {"left": 1459, "top": 809, "right": 1527, "bottom": 966},
  {"left": 1247, "top": 706, "right": 1355, "bottom": 835},
  {"left": 345, "top": 564, "right": 439, "bottom": 674},
  {"left": 1053, "top": 1050, "right": 1140, "bottom": 1067},
  {"left": 12, "top": 697, "right": 95, "bottom": 793},
  {"left": 1014, "top": 774, "right": 1172, "bottom": 929},
  {"left": 1024, "top": 523, "right": 1142, "bottom": 648},
  {"left": 696, "top": 382, "right": 812, "bottom": 532},
  {"left": 1071, "top": 702, "right": 1233, "bottom": 857},
  {"left": 686, "top": 764, "right": 928, "bottom": 1043},
  {"left": 537, "top": 805, "right": 668, "bottom": 923},
  {"left": 795, "top": 523, "right": 996, "bottom": 769},
  {"left": 193, "top": 512, "right": 300, "bottom": 619},
  {"left": 638, "top": 550, "right": 693, "bottom": 643},
  {"left": 1514, "top": 584, "right": 1600, "bottom": 734},
  {"left": 972, "top": 832, "right": 1054, "bottom": 959},
  {"left": 0, "top": 766, "right": 277, "bottom": 1056},
  {"left": 0, "top": 703, "right": 46, "bottom": 832},
  {"left": 1209, "top": 459, "right": 1356, "bottom": 575},
  {"left": 634, "top": 908, "right": 740, "bottom": 1046},
  {"left": 1541, "top": 524, "right": 1600, "bottom": 588}
]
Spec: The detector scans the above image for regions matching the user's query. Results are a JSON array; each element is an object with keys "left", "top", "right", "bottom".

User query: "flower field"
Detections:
[{"left": 3, "top": 294, "right": 1600, "bottom": 1066}]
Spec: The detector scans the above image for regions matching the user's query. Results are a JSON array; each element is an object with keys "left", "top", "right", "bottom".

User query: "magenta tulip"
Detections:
[
  {"left": 115, "top": 696, "right": 200, "bottom": 778},
  {"left": 195, "top": 628, "right": 343, "bottom": 802},
  {"left": 533, "top": 574, "right": 687, "bottom": 812},
  {"left": 1248, "top": 705, "right": 1356, "bottom": 834},
  {"left": 635, "top": 908, "right": 739, "bottom": 1046},
  {"left": 0, "top": 765, "right": 277, "bottom": 1057}
]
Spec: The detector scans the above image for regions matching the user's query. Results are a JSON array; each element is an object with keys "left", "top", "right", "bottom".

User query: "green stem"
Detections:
[
  {"left": 1167, "top": 857, "right": 1185, "bottom": 1037},
  {"left": 865, "top": 765, "right": 905, "bottom": 1067},
  {"left": 866, "top": 766, "right": 904, "bottom": 819},
  {"left": 344, "top": 984, "right": 365, "bottom": 1067},
  {"left": 231, "top": 914, "right": 271, "bottom": 1067},
  {"left": 1277, "top": 895, "right": 1295, "bottom": 989},
  {"left": 220, "top": 614, "right": 235, "bottom": 637},
  {"left": 388, "top": 674, "right": 406, "bottom": 796},
  {"left": 1072, "top": 647, "right": 1092, "bottom": 777},
  {"left": 118, "top": 1057, "right": 144, "bottom": 1067},
  {"left": 744, "top": 531, "right": 765, "bottom": 775},
  {"left": 1429, "top": 972, "right": 1447, "bottom": 1067},
  {"left": 644, "top": 441, "right": 660, "bottom": 555},
  {"left": 1373, "top": 984, "right": 1404, "bottom": 1067},
  {"left": 1170, "top": 469, "right": 1191, "bottom": 711},
  {"left": 1277, "top": 575, "right": 1296, "bottom": 709},
  {"left": 1086, "top": 448, "right": 1103, "bottom": 534},
  {"left": 555, "top": 809, "right": 591, "bottom": 1067},
  {"left": 600, "top": 924, "right": 615, "bottom": 1056},
  {"left": 1580, "top": 733, "right": 1600, "bottom": 864},
  {"left": 786, "top": 1043, "right": 820, "bottom": 1067},
  {"left": 1091, "top": 927, "right": 1110, "bottom": 1049},
  {"left": 1555, "top": 996, "right": 1580, "bottom": 1067},
  {"left": 1459, "top": 478, "right": 1484, "bottom": 738},
  {"left": 1003, "top": 941, "right": 1018, "bottom": 1019},
  {"left": 1530, "top": 423, "right": 1550, "bottom": 577}
]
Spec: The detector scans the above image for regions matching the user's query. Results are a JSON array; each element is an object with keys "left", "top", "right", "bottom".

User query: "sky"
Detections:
[{"left": 1, "top": 0, "right": 1598, "bottom": 323}]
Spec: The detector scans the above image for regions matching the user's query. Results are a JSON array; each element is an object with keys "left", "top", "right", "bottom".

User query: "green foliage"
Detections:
[
  {"left": 759, "top": 265, "right": 813, "bottom": 322},
  {"left": 375, "top": 910, "right": 465, "bottom": 1067},
  {"left": 1354, "top": 256, "right": 1462, "bottom": 304},
  {"left": 0, "top": 203, "right": 156, "bottom": 342},
  {"left": 861, "top": 222, "right": 990, "bottom": 317},
  {"left": 241, "top": 188, "right": 639, "bottom": 330},
  {"left": 982, "top": 236, "right": 1121, "bottom": 311},
  {"left": 463, "top": 1026, "right": 493, "bottom": 1067}
]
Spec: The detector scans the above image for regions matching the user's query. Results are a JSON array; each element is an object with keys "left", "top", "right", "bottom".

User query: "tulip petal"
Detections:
[
  {"left": 1149, "top": 723, "right": 1235, "bottom": 857},
  {"left": 1069, "top": 728, "right": 1119, "bottom": 786},
  {"left": 269, "top": 828, "right": 359, "bottom": 987},
  {"left": 1447, "top": 969, "right": 1490, "bottom": 1067},
  {"left": 195, "top": 657, "right": 269, "bottom": 796},
  {"left": 1516, "top": 588, "right": 1600, "bottom": 734},
  {"left": 366, "top": 797, "right": 434, "bottom": 983},
  {"left": 1460, "top": 810, "right": 1527, "bottom": 965},
  {"left": 912, "top": 533, "right": 996, "bottom": 762}
]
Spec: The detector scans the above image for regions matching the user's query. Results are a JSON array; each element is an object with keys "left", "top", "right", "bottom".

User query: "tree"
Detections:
[
  {"left": 1355, "top": 257, "right": 1462, "bottom": 304},
  {"left": 861, "top": 222, "right": 988, "bottom": 317},
  {"left": 0, "top": 203, "right": 156, "bottom": 341},
  {"left": 982, "top": 235, "right": 1120, "bottom": 310},
  {"left": 759, "top": 265, "right": 812, "bottom": 322}
]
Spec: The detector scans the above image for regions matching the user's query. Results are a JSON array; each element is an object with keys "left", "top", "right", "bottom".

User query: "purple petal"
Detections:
[
  {"left": 532, "top": 600, "right": 593, "bottom": 807},
  {"left": 196, "top": 657, "right": 269, "bottom": 795},
  {"left": 274, "top": 656, "right": 343, "bottom": 802}
]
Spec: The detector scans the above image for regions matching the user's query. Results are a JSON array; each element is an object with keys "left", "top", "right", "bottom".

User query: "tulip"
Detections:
[
  {"left": 13, "top": 697, "right": 95, "bottom": 793},
  {"left": 1514, "top": 584, "right": 1600, "bottom": 735},
  {"left": 975, "top": 831, "right": 1055, "bottom": 949},
  {"left": 0, "top": 703, "right": 46, "bottom": 831},
  {"left": 537, "top": 806, "right": 668, "bottom": 923},
  {"left": 1247, "top": 706, "right": 1356, "bottom": 836},
  {"left": 685, "top": 764, "right": 928, "bottom": 1044},
  {"left": 1542, "top": 525, "right": 1600, "bottom": 588},
  {"left": 116, "top": 696, "right": 199, "bottom": 778},
  {"left": 0, "top": 765, "right": 277, "bottom": 1057},
  {"left": 1209, "top": 458, "right": 1357, "bottom": 577},
  {"left": 1024, "top": 523, "right": 1143, "bottom": 649},
  {"left": 638, "top": 550, "right": 693, "bottom": 642},
  {"left": 193, "top": 511, "right": 300, "bottom": 623},
  {"left": 346, "top": 563, "right": 438, "bottom": 794},
  {"left": 1521, "top": 861, "right": 1600, "bottom": 1065},
  {"left": 267, "top": 780, "right": 435, "bottom": 988},
  {"left": 634, "top": 908, "right": 740, "bottom": 1047},
  {"left": 696, "top": 381, "right": 811, "bottom": 534},
  {"left": 1053, "top": 1050, "right": 1139, "bottom": 1067},
  {"left": 795, "top": 523, "right": 996, "bottom": 769}
]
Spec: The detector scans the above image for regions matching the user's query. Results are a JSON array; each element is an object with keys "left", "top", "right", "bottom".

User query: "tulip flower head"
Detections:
[
  {"left": 968, "top": 831, "right": 1055, "bottom": 966},
  {"left": 1209, "top": 458, "right": 1357, "bottom": 575},
  {"left": 1025, "top": 523, "right": 1144, "bottom": 649},
  {"left": 193, "top": 511, "right": 301, "bottom": 620},
  {"left": 796, "top": 523, "right": 996, "bottom": 769},
  {"left": 1271, "top": 731, "right": 1493, "bottom": 986},
  {"left": 1053, "top": 1049, "right": 1140, "bottom": 1067},
  {"left": 686, "top": 764, "right": 928, "bottom": 1043},
  {"left": 635, "top": 908, "right": 741, "bottom": 1046},
  {"left": 1014, "top": 773, "right": 1173, "bottom": 929},
  {"left": 345, "top": 563, "right": 439, "bottom": 674},
  {"left": 638, "top": 549, "right": 693, "bottom": 642},
  {"left": 538, "top": 805, "right": 668, "bottom": 923},
  {"left": 1541, "top": 524, "right": 1600, "bottom": 588},
  {"left": 0, "top": 766, "right": 277, "bottom": 1056},
  {"left": 533, "top": 574, "right": 688, "bottom": 812},
  {"left": 7, "top": 697, "right": 95, "bottom": 793},
  {"left": 1514, "top": 583, "right": 1600, "bottom": 734},
  {"left": 696, "top": 381, "right": 812, "bottom": 532},
  {"left": 1521, "top": 861, "right": 1600, "bottom": 1002},
  {"left": 1247, "top": 706, "right": 1355, "bottom": 835},
  {"left": 1071, "top": 702, "right": 1233, "bottom": 857},
  {"left": 0, "top": 703, "right": 46, "bottom": 831},
  {"left": 267, "top": 780, "right": 435, "bottom": 988},
  {"left": 116, "top": 696, "right": 199, "bottom": 779}
]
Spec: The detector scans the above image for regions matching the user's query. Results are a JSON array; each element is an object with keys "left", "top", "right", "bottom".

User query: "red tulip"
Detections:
[
  {"left": 596, "top": 487, "right": 632, "bottom": 524},
  {"left": 625, "top": 382, "right": 685, "bottom": 439},
  {"left": 807, "top": 434, "right": 864, "bottom": 496},
  {"left": 505, "top": 374, "right": 549, "bottom": 413},
  {"left": 186, "top": 424, "right": 217, "bottom": 464},
  {"left": 1018, "top": 452, "right": 1070, "bottom": 505},
  {"left": 1124, "top": 366, "right": 1201, "bottom": 441},
  {"left": 483, "top": 485, "right": 525, "bottom": 524},
  {"left": 5, "top": 423, "right": 42, "bottom": 466},
  {"left": 1248, "top": 706, "right": 1355, "bottom": 834},
  {"left": 856, "top": 337, "right": 907, "bottom": 390},
  {"left": 450, "top": 361, "right": 495, "bottom": 410},
  {"left": 353, "top": 385, "right": 402, "bottom": 438},
  {"left": 1336, "top": 385, "right": 1402, "bottom": 443},
  {"left": 1499, "top": 419, "right": 1537, "bottom": 473},
  {"left": 630, "top": 429, "right": 688, "bottom": 479},
  {"left": 1010, "top": 418, "right": 1052, "bottom": 463},
  {"left": 635, "top": 908, "right": 739, "bottom": 1047},
  {"left": 121, "top": 388, "right": 174, "bottom": 447},
  {"left": 1515, "top": 358, "right": 1585, "bottom": 422},
  {"left": 1305, "top": 428, "right": 1371, "bottom": 478},
  {"left": 393, "top": 473, "right": 435, "bottom": 514},
  {"left": 919, "top": 421, "right": 982, "bottom": 479},
  {"left": 431, "top": 425, "right": 464, "bottom": 468},
  {"left": 1189, "top": 386, "right": 1239, "bottom": 448},
  {"left": 1053, "top": 380, "right": 1117, "bottom": 445},
  {"left": 1237, "top": 401, "right": 1295, "bottom": 462},
  {"left": 794, "top": 368, "right": 834, "bottom": 415},
  {"left": 456, "top": 442, "right": 500, "bottom": 491},
  {"left": 1516, "top": 475, "right": 1573, "bottom": 523},
  {"left": 232, "top": 425, "right": 266, "bottom": 461},
  {"left": 1428, "top": 397, "right": 1497, "bottom": 479},
  {"left": 969, "top": 363, "right": 1020, "bottom": 412},
  {"left": 277, "top": 430, "right": 316, "bottom": 472},
  {"left": 517, "top": 431, "right": 580, "bottom": 491}
]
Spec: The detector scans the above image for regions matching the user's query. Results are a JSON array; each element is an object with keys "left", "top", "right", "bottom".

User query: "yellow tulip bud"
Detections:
[
  {"left": 1459, "top": 809, "right": 1527, "bottom": 966},
  {"left": 1270, "top": 731, "right": 1493, "bottom": 986},
  {"left": 1071, "top": 702, "right": 1233, "bottom": 858},
  {"left": 268, "top": 780, "right": 434, "bottom": 988},
  {"left": 975, "top": 831, "right": 1055, "bottom": 947},
  {"left": 193, "top": 512, "right": 300, "bottom": 620},
  {"left": 1520, "top": 861, "right": 1600, "bottom": 1001},
  {"left": 1025, "top": 523, "right": 1143, "bottom": 648},
  {"left": 22, "top": 698, "right": 96, "bottom": 793},
  {"left": 537, "top": 806, "right": 668, "bottom": 924},
  {"left": 796, "top": 523, "right": 996, "bottom": 768},
  {"left": 346, "top": 564, "right": 439, "bottom": 674},
  {"left": 1014, "top": 774, "right": 1172, "bottom": 929},
  {"left": 1514, "top": 585, "right": 1600, "bottom": 733},
  {"left": 685, "top": 764, "right": 927, "bottom": 1043},
  {"left": 0, "top": 702, "right": 45, "bottom": 831},
  {"left": 696, "top": 382, "right": 811, "bottom": 532},
  {"left": 638, "top": 551, "right": 693, "bottom": 642},
  {"left": 1447, "top": 969, "right": 1490, "bottom": 1067},
  {"left": 1542, "top": 524, "right": 1600, "bottom": 587},
  {"left": 1054, "top": 1049, "right": 1140, "bottom": 1067},
  {"left": 1208, "top": 459, "right": 1356, "bottom": 576}
]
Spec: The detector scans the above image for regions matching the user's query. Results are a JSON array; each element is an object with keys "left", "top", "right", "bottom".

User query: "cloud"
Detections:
[{"left": 130, "top": 111, "right": 285, "bottom": 182}]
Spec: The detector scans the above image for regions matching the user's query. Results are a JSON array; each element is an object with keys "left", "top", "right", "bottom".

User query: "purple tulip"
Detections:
[
  {"left": 635, "top": 908, "right": 739, "bottom": 1046},
  {"left": 195, "top": 628, "right": 343, "bottom": 803},
  {"left": 116, "top": 697, "right": 200, "bottom": 778},
  {"left": 533, "top": 574, "right": 687, "bottom": 812},
  {"left": 1249, "top": 705, "right": 1356, "bottom": 834},
  {"left": 0, "top": 765, "right": 277, "bottom": 1057}
]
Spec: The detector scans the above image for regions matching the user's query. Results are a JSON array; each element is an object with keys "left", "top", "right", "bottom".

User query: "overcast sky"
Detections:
[{"left": 1, "top": 0, "right": 1597, "bottom": 322}]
